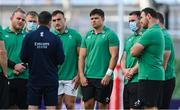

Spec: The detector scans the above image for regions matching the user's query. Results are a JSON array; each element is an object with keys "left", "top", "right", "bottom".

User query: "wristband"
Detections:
[{"left": 106, "top": 68, "right": 113, "bottom": 76}]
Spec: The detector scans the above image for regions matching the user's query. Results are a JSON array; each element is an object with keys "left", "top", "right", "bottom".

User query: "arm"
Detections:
[
  {"left": 72, "top": 32, "right": 82, "bottom": 89},
  {"left": 78, "top": 48, "right": 88, "bottom": 86},
  {"left": 126, "top": 63, "right": 138, "bottom": 81},
  {"left": 131, "top": 43, "right": 144, "bottom": 57},
  {"left": 101, "top": 46, "right": 119, "bottom": 86},
  {"left": 20, "top": 34, "right": 29, "bottom": 63},
  {"left": 120, "top": 52, "right": 130, "bottom": 75},
  {"left": 0, "top": 41, "right": 7, "bottom": 77},
  {"left": 163, "top": 51, "right": 171, "bottom": 70},
  {"left": 72, "top": 47, "right": 80, "bottom": 89},
  {"left": 108, "top": 46, "right": 119, "bottom": 70}
]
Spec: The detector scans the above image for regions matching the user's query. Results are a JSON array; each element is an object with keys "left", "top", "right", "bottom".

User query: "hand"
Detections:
[
  {"left": 13, "top": 69, "right": 20, "bottom": 75},
  {"left": 123, "top": 68, "right": 131, "bottom": 75},
  {"left": 101, "top": 75, "right": 111, "bottom": 86},
  {"left": 72, "top": 75, "right": 80, "bottom": 90},
  {"left": 14, "top": 63, "right": 26, "bottom": 73},
  {"left": 125, "top": 69, "right": 134, "bottom": 80},
  {"left": 79, "top": 74, "right": 88, "bottom": 87}
]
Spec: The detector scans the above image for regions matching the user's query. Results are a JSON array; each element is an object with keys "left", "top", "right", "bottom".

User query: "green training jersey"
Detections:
[
  {"left": 2, "top": 27, "right": 28, "bottom": 79},
  {"left": 81, "top": 26, "right": 119, "bottom": 79},
  {"left": 162, "top": 28, "right": 176, "bottom": 80},
  {"left": 52, "top": 28, "right": 82, "bottom": 80},
  {"left": 138, "top": 24, "right": 165, "bottom": 80},
  {"left": 124, "top": 33, "right": 141, "bottom": 85}
]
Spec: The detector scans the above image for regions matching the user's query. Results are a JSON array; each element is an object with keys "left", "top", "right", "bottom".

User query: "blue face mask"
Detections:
[
  {"left": 27, "top": 22, "right": 38, "bottom": 31},
  {"left": 129, "top": 21, "right": 138, "bottom": 32}
]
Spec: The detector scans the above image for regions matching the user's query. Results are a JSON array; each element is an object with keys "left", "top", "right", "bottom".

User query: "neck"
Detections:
[
  {"left": 159, "top": 23, "right": 165, "bottom": 29},
  {"left": 94, "top": 25, "right": 104, "bottom": 34},
  {"left": 148, "top": 18, "right": 158, "bottom": 28},
  {"left": 10, "top": 25, "right": 20, "bottom": 33},
  {"left": 136, "top": 28, "right": 141, "bottom": 34},
  {"left": 57, "top": 26, "right": 66, "bottom": 34}
]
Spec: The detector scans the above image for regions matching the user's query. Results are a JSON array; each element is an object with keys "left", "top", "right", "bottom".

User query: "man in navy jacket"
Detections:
[{"left": 20, "top": 11, "right": 64, "bottom": 110}]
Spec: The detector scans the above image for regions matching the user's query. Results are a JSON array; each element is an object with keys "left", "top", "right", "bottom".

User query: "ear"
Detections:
[
  {"left": 102, "top": 17, "right": 105, "bottom": 21},
  {"left": 146, "top": 13, "right": 152, "bottom": 20},
  {"left": 10, "top": 16, "right": 13, "bottom": 21}
]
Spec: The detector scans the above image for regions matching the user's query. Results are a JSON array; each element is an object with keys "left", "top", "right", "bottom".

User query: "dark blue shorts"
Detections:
[{"left": 27, "top": 84, "right": 58, "bottom": 106}]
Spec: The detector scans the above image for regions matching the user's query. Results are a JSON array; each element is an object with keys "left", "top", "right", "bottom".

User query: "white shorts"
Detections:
[{"left": 58, "top": 80, "right": 78, "bottom": 97}]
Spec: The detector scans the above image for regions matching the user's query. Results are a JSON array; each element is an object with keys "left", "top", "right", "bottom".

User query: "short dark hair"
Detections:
[
  {"left": 12, "top": 7, "right": 26, "bottom": 17},
  {"left": 129, "top": 11, "right": 141, "bottom": 19},
  {"left": 141, "top": 7, "right": 157, "bottom": 18},
  {"left": 52, "top": 10, "right": 64, "bottom": 17},
  {"left": 90, "top": 8, "right": 104, "bottom": 18},
  {"left": 38, "top": 11, "right": 52, "bottom": 25},
  {"left": 26, "top": 11, "right": 38, "bottom": 17},
  {"left": 157, "top": 12, "right": 164, "bottom": 24}
]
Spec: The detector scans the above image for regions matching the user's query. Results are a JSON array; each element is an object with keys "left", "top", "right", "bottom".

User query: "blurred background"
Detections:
[{"left": 0, "top": 0, "right": 180, "bottom": 109}]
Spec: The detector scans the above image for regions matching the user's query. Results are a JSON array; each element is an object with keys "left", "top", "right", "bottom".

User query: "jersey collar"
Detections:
[{"left": 90, "top": 26, "right": 107, "bottom": 34}]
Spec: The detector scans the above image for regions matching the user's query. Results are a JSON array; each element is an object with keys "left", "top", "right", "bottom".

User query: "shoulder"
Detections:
[{"left": 68, "top": 28, "right": 81, "bottom": 36}]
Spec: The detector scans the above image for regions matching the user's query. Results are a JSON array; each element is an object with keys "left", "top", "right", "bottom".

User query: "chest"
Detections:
[
  {"left": 85, "top": 34, "right": 108, "bottom": 48},
  {"left": 3, "top": 33, "right": 25, "bottom": 50}
]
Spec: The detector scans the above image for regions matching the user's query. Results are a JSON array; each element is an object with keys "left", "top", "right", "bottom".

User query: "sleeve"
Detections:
[
  {"left": 124, "top": 37, "right": 129, "bottom": 51},
  {"left": 20, "top": 34, "right": 30, "bottom": 63},
  {"left": 108, "top": 32, "right": 119, "bottom": 47},
  {"left": 138, "top": 32, "right": 151, "bottom": 47},
  {"left": 75, "top": 32, "right": 82, "bottom": 47},
  {"left": 56, "top": 37, "right": 65, "bottom": 65},
  {"left": 80, "top": 36, "right": 87, "bottom": 48},
  {"left": 0, "top": 28, "right": 16, "bottom": 68},
  {"left": 164, "top": 35, "right": 171, "bottom": 51}
]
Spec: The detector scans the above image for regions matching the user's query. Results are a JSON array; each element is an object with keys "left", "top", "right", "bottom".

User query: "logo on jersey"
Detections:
[
  {"left": 5, "top": 35, "right": 9, "bottom": 38},
  {"left": 87, "top": 36, "right": 91, "bottom": 39},
  {"left": 68, "top": 35, "right": 72, "bottom": 39},
  {"left": 40, "top": 32, "right": 44, "bottom": 37},
  {"left": 102, "top": 34, "right": 105, "bottom": 38}
]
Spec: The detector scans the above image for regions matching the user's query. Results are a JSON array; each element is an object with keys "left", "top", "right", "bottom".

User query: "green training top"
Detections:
[
  {"left": 52, "top": 27, "right": 82, "bottom": 80},
  {"left": 162, "top": 28, "right": 176, "bottom": 80},
  {"left": 124, "top": 33, "right": 141, "bottom": 85},
  {"left": 81, "top": 26, "right": 119, "bottom": 79},
  {"left": 2, "top": 27, "right": 28, "bottom": 79},
  {"left": 138, "top": 24, "right": 165, "bottom": 80}
]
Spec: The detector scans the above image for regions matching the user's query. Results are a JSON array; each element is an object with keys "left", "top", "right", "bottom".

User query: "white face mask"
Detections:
[
  {"left": 129, "top": 21, "right": 138, "bottom": 32},
  {"left": 27, "top": 22, "right": 38, "bottom": 31}
]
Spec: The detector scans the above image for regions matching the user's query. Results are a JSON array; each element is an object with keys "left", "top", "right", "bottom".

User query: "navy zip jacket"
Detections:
[{"left": 21, "top": 25, "right": 65, "bottom": 86}]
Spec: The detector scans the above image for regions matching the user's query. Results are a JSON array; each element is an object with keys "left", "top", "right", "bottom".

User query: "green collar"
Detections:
[
  {"left": 149, "top": 24, "right": 160, "bottom": 29},
  {"left": 5, "top": 27, "right": 24, "bottom": 34},
  {"left": 90, "top": 26, "right": 107, "bottom": 34},
  {"left": 53, "top": 27, "right": 69, "bottom": 35}
]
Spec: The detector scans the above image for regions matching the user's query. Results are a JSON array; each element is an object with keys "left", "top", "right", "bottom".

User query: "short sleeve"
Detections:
[
  {"left": 108, "top": 32, "right": 119, "bottom": 47},
  {"left": 75, "top": 32, "right": 82, "bottom": 47},
  {"left": 80, "top": 36, "right": 87, "bottom": 48},
  {"left": 164, "top": 35, "right": 171, "bottom": 51},
  {"left": 138, "top": 32, "right": 151, "bottom": 47}
]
